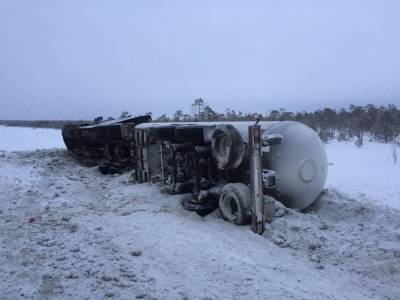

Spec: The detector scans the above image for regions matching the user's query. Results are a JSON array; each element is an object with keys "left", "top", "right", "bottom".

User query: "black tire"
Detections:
[
  {"left": 219, "top": 183, "right": 251, "bottom": 225},
  {"left": 181, "top": 194, "right": 218, "bottom": 216},
  {"left": 211, "top": 125, "right": 244, "bottom": 170}
]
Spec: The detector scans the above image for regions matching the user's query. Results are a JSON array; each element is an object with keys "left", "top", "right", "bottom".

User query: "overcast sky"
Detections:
[{"left": 1, "top": 0, "right": 400, "bottom": 120}]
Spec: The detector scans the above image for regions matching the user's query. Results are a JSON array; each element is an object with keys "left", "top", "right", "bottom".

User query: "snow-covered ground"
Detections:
[
  {"left": 0, "top": 125, "right": 65, "bottom": 151},
  {"left": 327, "top": 140, "right": 400, "bottom": 210},
  {"left": 0, "top": 127, "right": 399, "bottom": 299}
]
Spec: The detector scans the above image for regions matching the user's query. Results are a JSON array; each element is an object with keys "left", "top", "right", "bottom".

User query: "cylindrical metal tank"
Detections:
[
  {"left": 260, "top": 121, "right": 327, "bottom": 209},
  {"left": 208, "top": 121, "right": 328, "bottom": 209}
]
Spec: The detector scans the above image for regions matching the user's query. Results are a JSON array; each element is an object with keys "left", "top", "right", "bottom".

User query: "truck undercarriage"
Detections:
[{"left": 62, "top": 115, "right": 327, "bottom": 234}]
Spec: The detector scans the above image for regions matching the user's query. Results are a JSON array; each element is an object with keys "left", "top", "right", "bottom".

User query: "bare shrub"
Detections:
[{"left": 391, "top": 137, "right": 400, "bottom": 164}]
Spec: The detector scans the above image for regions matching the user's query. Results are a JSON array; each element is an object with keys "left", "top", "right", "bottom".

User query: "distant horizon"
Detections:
[
  {"left": 0, "top": 101, "right": 399, "bottom": 121},
  {"left": 1, "top": 94, "right": 399, "bottom": 121}
]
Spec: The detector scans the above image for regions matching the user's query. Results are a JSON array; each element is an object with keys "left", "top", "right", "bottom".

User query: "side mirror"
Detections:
[{"left": 262, "top": 134, "right": 283, "bottom": 146}]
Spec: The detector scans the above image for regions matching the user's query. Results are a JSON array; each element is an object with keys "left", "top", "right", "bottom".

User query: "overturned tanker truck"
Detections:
[{"left": 62, "top": 115, "right": 328, "bottom": 233}]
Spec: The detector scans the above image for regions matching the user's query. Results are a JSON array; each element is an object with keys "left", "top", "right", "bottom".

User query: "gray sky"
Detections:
[{"left": 1, "top": 0, "right": 400, "bottom": 120}]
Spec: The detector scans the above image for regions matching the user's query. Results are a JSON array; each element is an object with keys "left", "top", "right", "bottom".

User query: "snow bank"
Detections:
[
  {"left": 0, "top": 125, "right": 65, "bottom": 151},
  {"left": 326, "top": 141, "right": 400, "bottom": 210}
]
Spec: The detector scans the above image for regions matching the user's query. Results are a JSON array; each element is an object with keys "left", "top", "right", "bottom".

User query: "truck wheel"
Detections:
[
  {"left": 181, "top": 194, "right": 218, "bottom": 216},
  {"left": 211, "top": 125, "right": 244, "bottom": 170},
  {"left": 219, "top": 183, "right": 251, "bottom": 225}
]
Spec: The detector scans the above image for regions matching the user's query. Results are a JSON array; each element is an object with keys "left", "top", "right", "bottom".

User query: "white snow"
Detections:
[
  {"left": 0, "top": 127, "right": 399, "bottom": 299},
  {"left": 0, "top": 125, "right": 65, "bottom": 151},
  {"left": 326, "top": 140, "right": 400, "bottom": 210}
]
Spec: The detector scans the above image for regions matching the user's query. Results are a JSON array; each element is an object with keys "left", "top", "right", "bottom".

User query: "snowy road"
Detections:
[{"left": 0, "top": 148, "right": 399, "bottom": 299}]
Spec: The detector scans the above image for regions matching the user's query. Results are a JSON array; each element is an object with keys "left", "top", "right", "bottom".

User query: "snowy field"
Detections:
[
  {"left": 0, "top": 126, "right": 399, "bottom": 299},
  {"left": 327, "top": 141, "right": 400, "bottom": 210},
  {"left": 0, "top": 126, "right": 65, "bottom": 151}
]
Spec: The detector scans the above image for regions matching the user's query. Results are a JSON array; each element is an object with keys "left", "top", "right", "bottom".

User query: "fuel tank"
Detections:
[{"left": 261, "top": 121, "right": 327, "bottom": 209}]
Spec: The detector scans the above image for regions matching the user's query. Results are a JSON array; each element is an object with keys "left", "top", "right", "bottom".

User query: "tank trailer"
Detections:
[{"left": 62, "top": 116, "right": 328, "bottom": 234}]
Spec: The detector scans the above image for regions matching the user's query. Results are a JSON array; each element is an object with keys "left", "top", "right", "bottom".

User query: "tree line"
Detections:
[
  {"left": 152, "top": 98, "right": 400, "bottom": 146},
  {"left": 0, "top": 119, "right": 86, "bottom": 129},
  {"left": 1, "top": 98, "right": 399, "bottom": 146}
]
